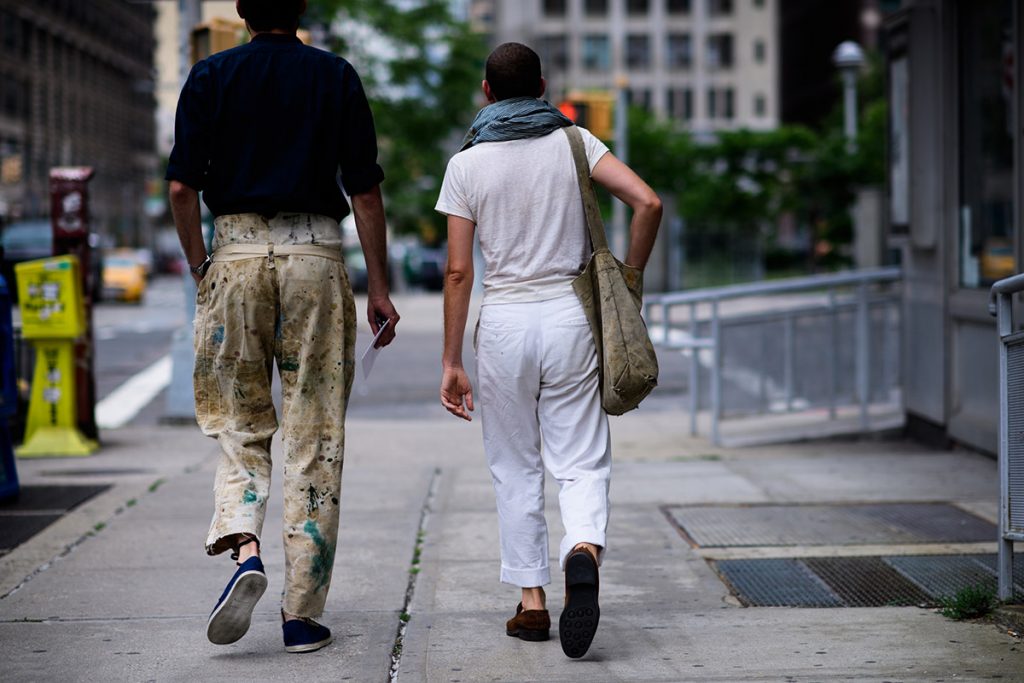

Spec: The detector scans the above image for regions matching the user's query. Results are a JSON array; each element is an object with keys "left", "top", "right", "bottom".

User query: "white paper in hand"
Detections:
[{"left": 360, "top": 319, "right": 391, "bottom": 380}]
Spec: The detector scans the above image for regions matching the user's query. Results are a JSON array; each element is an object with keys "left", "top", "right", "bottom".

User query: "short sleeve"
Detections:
[
  {"left": 338, "top": 64, "right": 385, "bottom": 196},
  {"left": 434, "top": 157, "right": 474, "bottom": 222},
  {"left": 166, "top": 62, "right": 212, "bottom": 190},
  {"left": 579, "top": 126, "right": 611, "bottom": 172}
]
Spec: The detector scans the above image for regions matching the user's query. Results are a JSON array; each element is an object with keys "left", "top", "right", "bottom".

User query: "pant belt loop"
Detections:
[{"left": 267, "top": 242, "right": 275, "bottom": 270}]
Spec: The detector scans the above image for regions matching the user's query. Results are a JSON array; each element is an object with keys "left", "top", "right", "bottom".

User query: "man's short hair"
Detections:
[
  {"left": 238, "top": 0, "right": 305, "bottom": 32},
  {"left": 485, "top": 43, "right": 542, "bottom": 101}
]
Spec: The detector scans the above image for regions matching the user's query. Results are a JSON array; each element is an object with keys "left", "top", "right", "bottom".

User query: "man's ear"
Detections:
[
  {"left": 483, "top": 80, "right": 497, "bottom": 104},
  {"left": 537, "top": 77, "right": 546, "bottom": 99}
]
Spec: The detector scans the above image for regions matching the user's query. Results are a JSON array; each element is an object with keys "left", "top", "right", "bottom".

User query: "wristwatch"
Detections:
[{"left": 190, "top": 254, "right": 212, "bottom": 277}]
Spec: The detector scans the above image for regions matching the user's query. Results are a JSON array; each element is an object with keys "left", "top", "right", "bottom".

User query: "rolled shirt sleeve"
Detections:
[
  {"left": 338, "top": 66, "right": 385, "bottom": 196},
  {"left": 166, "top": 62, "right": 212, "bottom": 190}
]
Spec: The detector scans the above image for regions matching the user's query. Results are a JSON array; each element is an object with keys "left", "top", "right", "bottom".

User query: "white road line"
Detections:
[{"left": 95, "top": 355, "right": 172, "bottom": 429}]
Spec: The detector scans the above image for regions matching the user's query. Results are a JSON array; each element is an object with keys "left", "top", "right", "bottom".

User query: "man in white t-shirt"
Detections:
[{"left": 436, "top": 42, "right": 661, "bottom": 659}]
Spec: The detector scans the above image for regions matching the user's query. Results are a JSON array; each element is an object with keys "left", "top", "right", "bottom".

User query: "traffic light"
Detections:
[{"left": 557, "top": 91, "right": 615, "bottom": 140}]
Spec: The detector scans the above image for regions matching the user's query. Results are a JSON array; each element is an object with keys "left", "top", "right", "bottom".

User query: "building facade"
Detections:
[
  {"left": 889, "top": 0, "right": 1019, "bottom": 453},
  {"left": 0, "top": 0, "right": 157, "bottom": 243},
  {"left": 471, "top": 0, "right": 779, "bottom": 134}
]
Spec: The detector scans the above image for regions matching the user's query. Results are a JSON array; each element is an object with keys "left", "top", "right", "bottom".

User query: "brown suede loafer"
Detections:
[
  {"left": 506, "top": 602, "right": 551, "bottom": 642},
  {"left": 560, "top": 546, "right": 600, "bottom": 658}
]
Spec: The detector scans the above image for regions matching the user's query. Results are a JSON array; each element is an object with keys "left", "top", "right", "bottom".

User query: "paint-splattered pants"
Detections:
[{"left": 194, "top": 212, "right": 356, "bottom": 618}]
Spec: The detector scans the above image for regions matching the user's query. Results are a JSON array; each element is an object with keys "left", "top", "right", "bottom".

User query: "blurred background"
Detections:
[{"left": 0, "top": 0, "right": 1018, "bottom": 455}]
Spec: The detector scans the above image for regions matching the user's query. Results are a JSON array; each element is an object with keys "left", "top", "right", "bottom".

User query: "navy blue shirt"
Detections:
[{"left": 166, "top": 33, "right": 384, "bottom": 221}]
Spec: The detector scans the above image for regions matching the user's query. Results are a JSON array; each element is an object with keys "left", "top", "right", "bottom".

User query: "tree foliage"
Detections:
[
  {"left": 306, "top": 0, "right": 487, "bottom": 240},
  {"left": 627, "top": 55, "right": 887, "bottom": 271}
]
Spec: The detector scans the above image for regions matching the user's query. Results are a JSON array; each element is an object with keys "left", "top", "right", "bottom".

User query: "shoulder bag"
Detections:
[{"left": 563, "top": 125, "right": 659, "bottom": 415}]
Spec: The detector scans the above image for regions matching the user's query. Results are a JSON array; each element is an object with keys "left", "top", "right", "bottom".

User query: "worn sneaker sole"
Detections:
[
  {"left": 559, "top": 553, "right": 600, "bottom": 659},
  {"left": 285, "top": 634, "right": 333, "bottom": 653},
  {"left": 206, "top": 570, "right": 268, "bottom": 645}
]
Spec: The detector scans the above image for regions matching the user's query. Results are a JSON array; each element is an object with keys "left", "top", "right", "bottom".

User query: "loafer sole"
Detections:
[
  {"left": 207, "top": 570, "right": 268, "bottom": 645},
  {"left": 559, "top": 553, "right": 599, "bottom": 659},
  {"left": 506, "top": 627, "right": 550, "bottom": 642}
]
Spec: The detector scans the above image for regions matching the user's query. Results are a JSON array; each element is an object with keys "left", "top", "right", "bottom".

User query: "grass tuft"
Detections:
[{"left": 939, "top": 585, "right": 997, "bottom": 620}]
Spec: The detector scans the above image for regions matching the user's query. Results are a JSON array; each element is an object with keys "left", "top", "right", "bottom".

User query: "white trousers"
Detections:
[{"left": 475, "top": 293, "right": 611, "bottom": 588}]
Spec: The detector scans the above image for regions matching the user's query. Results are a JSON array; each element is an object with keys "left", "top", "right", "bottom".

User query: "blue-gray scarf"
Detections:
[{"left": 460, "top": 97, "right": 573, "bottom": 151}]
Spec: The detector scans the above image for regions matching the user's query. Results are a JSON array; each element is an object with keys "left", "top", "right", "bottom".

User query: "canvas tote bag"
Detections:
[{"left": 563, "top": 125, "right": 659, "bottom": 415}]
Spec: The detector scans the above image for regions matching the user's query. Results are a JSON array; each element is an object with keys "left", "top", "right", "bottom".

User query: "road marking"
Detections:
[{"left": 95, "top": 355, "right": 172, "bottom": 429}]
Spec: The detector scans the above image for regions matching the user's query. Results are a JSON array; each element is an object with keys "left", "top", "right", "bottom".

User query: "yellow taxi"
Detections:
[{"left": 102, "top": 250, "right": 147, "bottom": 303}]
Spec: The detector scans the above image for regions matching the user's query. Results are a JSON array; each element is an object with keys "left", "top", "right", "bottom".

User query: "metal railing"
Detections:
[
  {"left": 989, "top": 273, "right": 1024, "bottom": 602},
  {"left": 645, "top": 267, "right": 902, "bottom": 446}
]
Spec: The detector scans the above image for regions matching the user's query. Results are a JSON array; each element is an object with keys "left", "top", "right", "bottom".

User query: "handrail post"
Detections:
[
  {"left": 784, "top": 314, "right": 794, "bottom": 412},
  {"left": 828, "top": 289, "right": 838, "bottom": 420},
  {"left": 711, "top": 300, "right": 721, "bottom": 446},
  {"left": 689, "top": 302, "right": 699, "bottom": 437},
  {"left": 997, "top": 289, "right": 1013, "bottom": 601},
  {"left": 856, "top": 281, "right": 870, "bottom": 431}
]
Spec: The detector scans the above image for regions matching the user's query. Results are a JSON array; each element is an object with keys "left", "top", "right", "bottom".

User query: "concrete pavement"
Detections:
[{"left": 0, "top": 292, "right": 1022, "bottom": 681}]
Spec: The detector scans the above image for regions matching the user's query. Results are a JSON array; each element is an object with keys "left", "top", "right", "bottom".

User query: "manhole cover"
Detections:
[
  {"left": 666, "top": 503, "right": 995, "bottom": 547},
  {"left": 714, "top": 558, "right": 842, "bottom": 607}
]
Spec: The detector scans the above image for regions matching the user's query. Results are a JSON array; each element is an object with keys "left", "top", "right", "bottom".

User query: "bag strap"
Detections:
[{"left": 562, "top": 125, "right": 609, "bottom": 252}]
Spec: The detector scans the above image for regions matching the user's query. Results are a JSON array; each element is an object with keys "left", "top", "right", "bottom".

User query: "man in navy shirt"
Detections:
[{"left": 167, "top": 0, "right": 399, "bottom": 654}]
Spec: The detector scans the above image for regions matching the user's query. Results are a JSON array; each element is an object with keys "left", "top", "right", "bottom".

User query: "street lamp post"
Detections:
[{"left": 833, "top": 41, "right": 865, "bottom": 154}]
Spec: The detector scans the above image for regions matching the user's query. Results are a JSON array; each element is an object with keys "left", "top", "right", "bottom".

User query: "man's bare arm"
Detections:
[
  {"left": 168, "top": 180, "right": 208, "bottom": 285},
  {"left": 591, "top": 154, "right": 663, "bottom": 270},
  {"left": 351, "top": 184, "right": 399, "bottom": 347},
  {"left": 440, "top": 215, "right": 475, "bottom": 421}
]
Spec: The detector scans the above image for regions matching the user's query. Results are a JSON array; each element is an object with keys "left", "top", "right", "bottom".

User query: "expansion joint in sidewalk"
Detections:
[{"left": 387, "top": 466, "right": 441, "bottom": 683}]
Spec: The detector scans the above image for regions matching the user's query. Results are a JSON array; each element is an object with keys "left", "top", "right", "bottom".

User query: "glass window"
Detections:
[
  {"left": 582, "top": 34, "right": 610, "bottom": 71},
  {"left": 537, "top": 34, "right": 569, "bottom": 71},
  {"left": 627, "top": 88, "right": 652, "bottom": 111},
  {"left": 754, "top": 93, "right": 766, "bottom": 117},
  {"left": 542, "top": 0, "right": 567, "bottom": 16},
  {"left": 627, "top": 0, "right": 649, "bottom": 15},
  {"left": 667, "top": 0, "right": 691, "bottom": 13},
  {"left": 707, "top": 33, "right": 734, "bottom": 69},
  {"left": 723, "top": 87, "right": 734, "bottom": 119},
  {"left": 626, "top": 34, "right": 650, "bottom": 70},
  {"left": 683, "top": 88, "right": 693, "bottom": 120},
  {"left": 959, "top": 0, "right": 1015, "bottom": 287},
  {"left": 584, "top": 0, "right": 608, "bottom": 17},
  {"left": 754, "top": 39, "right": 766, "bottom": 64},
  {"left": 667, "top": 33, "right": 692, "bottom": 69},
  {"left": 708, "top": 0, "right": 733, "bottom": 16},
  {"left": 707, "top": 87, "right": 717, "bottom": 118}
]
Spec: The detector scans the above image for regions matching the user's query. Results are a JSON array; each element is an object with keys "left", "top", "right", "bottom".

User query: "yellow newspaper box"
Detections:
[{"left": 14, "top": 255, "right": 96, "bottom": 456}]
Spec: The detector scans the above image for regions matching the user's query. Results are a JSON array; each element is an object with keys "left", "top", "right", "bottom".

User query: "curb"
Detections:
[{"left": 991, "top": 604, "right": 1024, "bottom": 637}]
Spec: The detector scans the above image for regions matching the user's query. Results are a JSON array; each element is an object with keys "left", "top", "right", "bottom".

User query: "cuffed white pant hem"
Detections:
[{"left": 500, "top": 564, "right": 551, "bottom": 588}]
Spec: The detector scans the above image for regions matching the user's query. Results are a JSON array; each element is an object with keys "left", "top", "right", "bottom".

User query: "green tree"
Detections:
[{"left": 306, "top": 0, "right": 487, "bottom": 241}]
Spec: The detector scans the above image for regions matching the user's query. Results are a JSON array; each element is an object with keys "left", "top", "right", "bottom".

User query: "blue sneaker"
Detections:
[
  {"left": 283, "top": 616, "right": 333, "bottom": 653},
  {"left": 207, "top": 556, "right": 268, "bottom": 645}
]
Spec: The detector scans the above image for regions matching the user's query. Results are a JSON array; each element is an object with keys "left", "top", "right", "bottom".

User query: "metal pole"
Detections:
[
  {"left": 842, "top": 69, "right": 858, "bottom": 154},
  {"left": 828, "top": 289, "right": 838, "bottom": 420},
  {"left": 784, "top": 315, "right": 794, "bottom": 412},
  {"left": 711, "top": 300, "right": 721, "bottom": 446},
  {"left": 612, "top": 80, "right": 629, "bottom": 258},
  {"left": 856, "top": 281, "right": 870, "bottom": 431},
  {"left": 179, "top": 0, "right": 202, "bottom": 85},
  {"left": 997, "top": 291, "right": 1013, "bottom": 601},
  {"left": 689, "top": 302, "right": 698, "bottom": 437}
]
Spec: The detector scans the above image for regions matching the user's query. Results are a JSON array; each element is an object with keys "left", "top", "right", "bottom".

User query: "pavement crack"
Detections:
[{"left": 388, "top": 466, "right": 440, "bottom": 683}]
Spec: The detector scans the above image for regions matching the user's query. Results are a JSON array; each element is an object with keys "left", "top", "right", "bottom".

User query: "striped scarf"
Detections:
[{"left": 460, "top": 97, "right": 573, "bottom": 151}]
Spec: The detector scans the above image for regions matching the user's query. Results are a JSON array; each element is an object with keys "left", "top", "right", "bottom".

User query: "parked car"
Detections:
[
  {"left": 102, "top": 250, "right": 147, "bottom": 303},
  {"left": 403, "top": 243, "right": 446, "bottom": 291},
  {"left": 0, "top": 219, "right": 104, "bottom": 302},
  {"left": 344, "top": 247, "right": 369, "bottom": 293}
]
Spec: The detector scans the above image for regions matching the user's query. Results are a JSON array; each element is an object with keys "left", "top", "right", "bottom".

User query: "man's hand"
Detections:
[
  {"left": 440, "top": 365, "right": 474, "bottom": 421},
  {"left": 368, "top": 294, "right": 399, "bottom": 348}
]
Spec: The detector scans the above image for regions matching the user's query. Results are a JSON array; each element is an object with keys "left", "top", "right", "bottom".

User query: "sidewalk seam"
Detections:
[{"left": 387, "top": 466, "right": 441, "bottom": 683}]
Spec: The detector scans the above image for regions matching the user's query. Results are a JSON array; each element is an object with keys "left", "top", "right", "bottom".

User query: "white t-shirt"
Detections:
[{"left": 435, "top": 126, "right": 610, "bottom": 304}]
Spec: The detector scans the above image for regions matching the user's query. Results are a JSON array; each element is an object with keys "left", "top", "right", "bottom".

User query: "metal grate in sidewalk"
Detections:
[{"left": 667, "top": 502, "right": 996, "bottom": 548}]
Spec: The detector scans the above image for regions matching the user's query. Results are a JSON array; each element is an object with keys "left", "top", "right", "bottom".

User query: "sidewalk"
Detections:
[{"left": 1, "top": 399, "right": 1022, "bottom": 681}]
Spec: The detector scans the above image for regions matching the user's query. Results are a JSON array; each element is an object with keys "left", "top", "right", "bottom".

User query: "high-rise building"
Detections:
[
  {"left": 470, "top": 0, "right": 779, "bottom": 134},
  {"left": 0, "top": 0, "right": 157, "bottom": 242}
]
